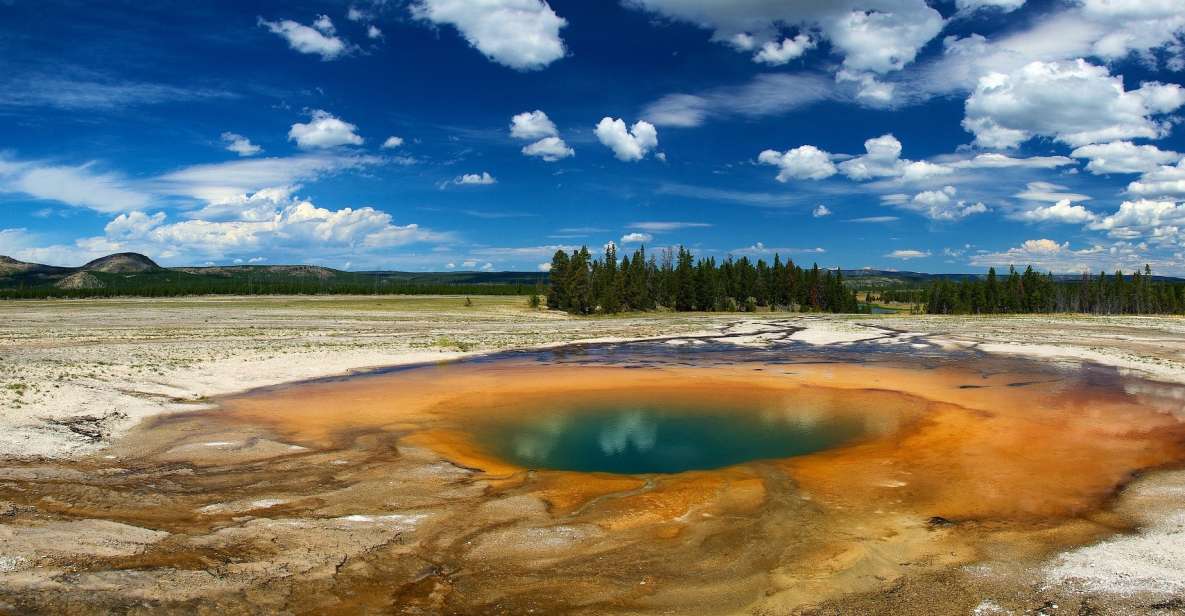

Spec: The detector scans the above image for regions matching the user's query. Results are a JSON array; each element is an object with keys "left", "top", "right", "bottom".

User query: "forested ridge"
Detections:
[
  {"left": 925, "top": 265, "right": 1185, "bottom": 315},
  {"left": 545, "top": 245, "right": 861, "bottom": 314}
]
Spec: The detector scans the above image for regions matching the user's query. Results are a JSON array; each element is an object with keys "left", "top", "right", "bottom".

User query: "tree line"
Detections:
[
  {"left": 925, "top": 265, "right": 1185, "bottom": 315},
  {"left": 546, "top": 245, "right": 861, "bottom": 314}
]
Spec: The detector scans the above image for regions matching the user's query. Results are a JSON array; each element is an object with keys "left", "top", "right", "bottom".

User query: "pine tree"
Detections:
[
  {"left": 628, "top": 247, "right": 648, "bottom": 310},
  {"left": 985, "top": 267, "right": 999, "bottom": 313},
  {"left": 567, "top": 247, "right": 592, "bottom": 314},
  {"left": 599, "top": 242, "right": 620, "bottom": 313},
  {"left": 675, "top": 247, "right": 695, "bottom": 311},
  {"left": 546, "top": 250, "right": 570, "bottom": 310}
]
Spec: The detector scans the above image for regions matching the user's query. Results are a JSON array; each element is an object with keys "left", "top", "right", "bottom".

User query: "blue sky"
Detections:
[{"left": 2, "top": 0, "right": 1185, "bottom": 274}]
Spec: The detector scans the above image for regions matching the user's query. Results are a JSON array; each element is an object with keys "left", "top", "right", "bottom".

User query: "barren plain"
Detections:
[{"left": 2, "top": 296, "right": 1185, "bottom": 615}]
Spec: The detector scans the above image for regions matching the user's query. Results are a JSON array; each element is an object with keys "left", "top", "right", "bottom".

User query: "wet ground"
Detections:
[{"left": 3, "top": 323, "right": 1185, "bottom": 614}]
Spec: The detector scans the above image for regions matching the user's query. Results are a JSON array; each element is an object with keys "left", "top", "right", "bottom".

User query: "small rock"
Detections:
[{"left": 926, "top": 516, "right": 957, "bottom": 529}]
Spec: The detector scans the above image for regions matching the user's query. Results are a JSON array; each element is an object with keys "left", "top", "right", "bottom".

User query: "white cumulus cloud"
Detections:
[
  {"left": 753, "top": 34, "right": 815, "bottom": 66},
  {"left": 381, "top": 136, "right": 404, "bottom": 149},
  {"left": 221, "top": 132, "right": 262, "bottom": 157},
  {"left": 620, "top": 232, "right": 653, "bottom": 244},
  {"left": 759, "top": 134, "right": 959, "bottom": 186},
  {"left": 595, "top": 117, "right": 658, "bottom": 162},
  {"left": 838, "top": 134, "right": 904, "bottom": 180},
  {"left": 454, "top": 172, "right": 497, "bottom": 185},
  {"left": 967, "top": 237, "right": 1171, "bottom": 273},
  {"left": 510, "top": 109, "right": 558, "bottom": 140},
  {"left": 1013, "top": 199, "right": 1098, "bottom": 224},
  {"left": 105, "top": 211, "right": 166, "bottom": 239},
  {"left": 837, "top": 133, "right": 953, "bottom": 182},
  {"left": 836, "top": 69, "right": 896, "bottom": 105},
  {"left": 511, "top": 110, "right": 573, "bottom": 161},
  {"left": 896, "top": 186, "right": 989, "bottom": 221},
  {"left": 410, "top": 0, "right": 567, "bottom": 71},
  {"left": 2, "top": 189, "right": 449, "bottom": 267},
  {"left": 1070, "top": 141, "right": 1181, "bottom": 175},
  {"left": 624, "top": 1, "right": 944, "bottom": 77},
  {"left": 1128, "top": 159, "right": 1185, "bottom": 197},
  {"left": 522, "top": 137, "right": 574, "bottom": 161},
  {"left": 962, "top": 60, "right": 1185, "bottom": 149},
  {"left": 288, "top": 110, "right": 364, "bottom": 149},
  {"left": 918, "top": 2, "right": 1185, "bottom": 104},
  {"left": 259, "top": 16, "right": 350, "bottom": 61},
  {"left": 758, "top": 145, "right": 837, "bottom": 181},
  {"left": 1019, "top": 238, "right": 1066, "bottom": 254},
  {"left": 1089, "top": 199, "right": 1185, "bottom": 241}
]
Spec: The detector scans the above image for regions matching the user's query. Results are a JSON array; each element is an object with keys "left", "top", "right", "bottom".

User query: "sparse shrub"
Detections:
[
  {"left": 743, "top": 296, "right": 758, "bottom": 313},
  {"left": 528, "top": 294, "right": 541, "bottom": 309},
  {"left": 432, "top": 337, "right": 474, "bottom": 352},
  {"left": 464, "top": 297, "right": 473, "bottom": 307}
]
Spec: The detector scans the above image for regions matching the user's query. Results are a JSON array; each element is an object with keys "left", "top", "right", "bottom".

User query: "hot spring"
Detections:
[{"left": 476, "top": 399, "right": 871, "bottom": 474}]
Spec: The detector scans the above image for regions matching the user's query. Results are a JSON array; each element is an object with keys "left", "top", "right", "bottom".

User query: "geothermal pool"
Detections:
[
  {"left": 4, "top": 325, "right": 1185, "bottom": 614},
  {"left": 477, "top": 399, "right": 868, "bottom": 474}
]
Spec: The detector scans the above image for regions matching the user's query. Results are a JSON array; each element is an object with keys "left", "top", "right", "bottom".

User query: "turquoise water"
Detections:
[{"left": 479, "top": 403, "right": 867, "bottom": 474}]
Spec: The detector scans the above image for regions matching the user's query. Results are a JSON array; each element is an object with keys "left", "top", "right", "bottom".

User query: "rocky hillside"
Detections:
[
  {"left": 80, "top": 253, "right": 162, "bottom": 273},
  {"left": 54, "top": 272, "right": 105, "bottom": 290}
]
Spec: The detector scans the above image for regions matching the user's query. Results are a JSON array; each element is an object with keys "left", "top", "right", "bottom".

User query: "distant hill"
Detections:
[
  {"left": 0, "top": 253, "right": 548, "bottom": 298},
  {"left": 839, "top": 268, "right": 1185, "bottom": 287},
  {"left": 0, "top": 255, "right": 70, "bottom": 276},
  {"left": 81, "top": 252, "right": 162, "bottom": 273},
  {"left": 839, "top": 269, "right": 982, "bottom": 287}
]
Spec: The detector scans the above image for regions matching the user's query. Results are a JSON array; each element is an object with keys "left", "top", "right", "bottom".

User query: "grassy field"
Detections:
[{"left": 0, "top": 293, "right": 537, "bottom": 313}]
